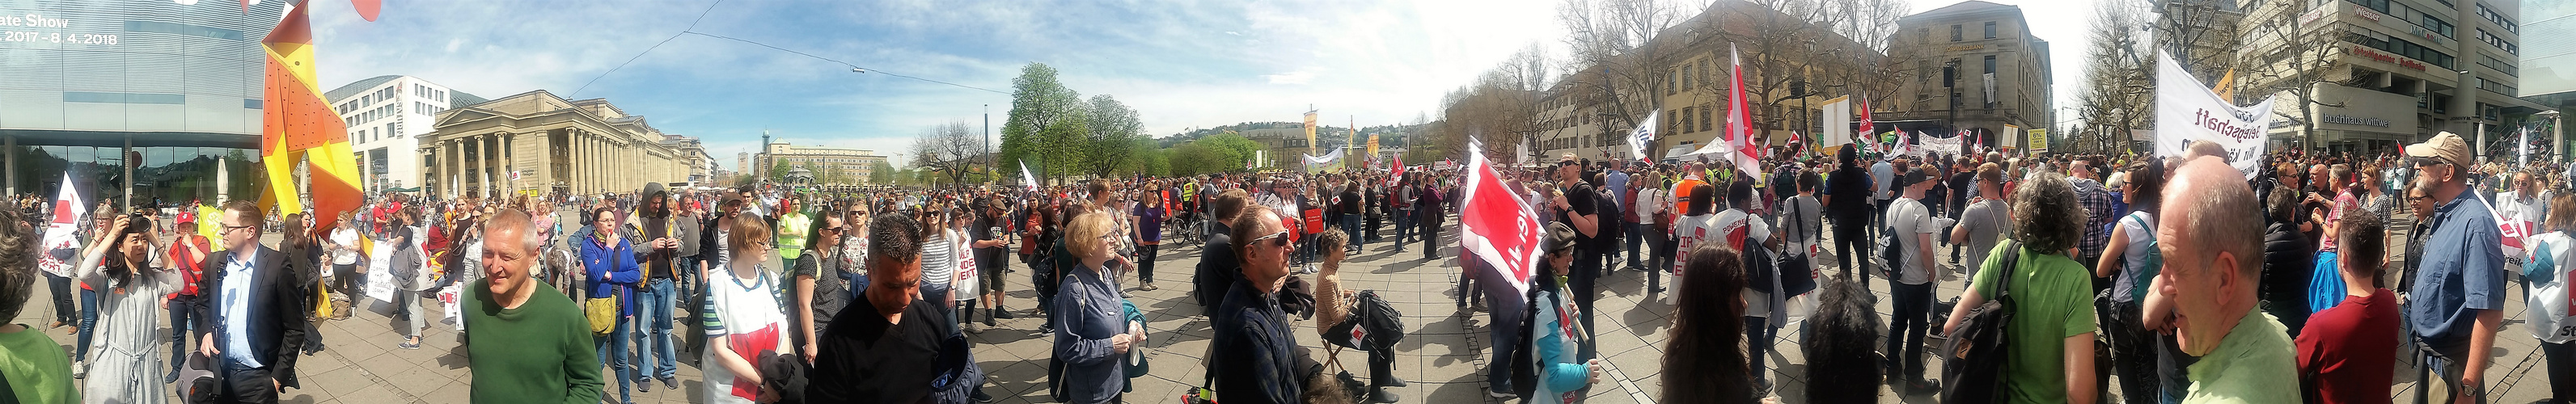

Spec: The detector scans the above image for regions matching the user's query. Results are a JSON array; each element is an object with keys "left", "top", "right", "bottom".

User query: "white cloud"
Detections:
[{"left": 1264, "top": 70, "right": 1318, "bottom": 85}]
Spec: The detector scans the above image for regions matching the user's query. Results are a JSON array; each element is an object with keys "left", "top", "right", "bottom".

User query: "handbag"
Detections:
[
  {"left": 1777, "top": 200, "right": 1817, "bottom": 297},
  {"left": 1939, "top": 240, "right": 2022, "bottom": 403},
  {"left": 586, "top": 287, "right": 619, "bottom": 336}
]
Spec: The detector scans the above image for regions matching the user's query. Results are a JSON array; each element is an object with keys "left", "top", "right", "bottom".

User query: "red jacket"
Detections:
[{"left": 166, "top": 234, "right": 212, "bottom": 298}]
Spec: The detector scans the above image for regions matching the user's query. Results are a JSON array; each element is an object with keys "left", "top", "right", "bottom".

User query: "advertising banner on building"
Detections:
[{"left": 2153, "top": 53, "right": 2274, "bottom": 179}]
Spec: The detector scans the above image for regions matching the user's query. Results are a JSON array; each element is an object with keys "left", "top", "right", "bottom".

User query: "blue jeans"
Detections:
[
  {"left": 77, "top": 288, "right": 97, "bottom": 362},
  {"left": 1624, "top": 222, "right": 1645, "bottom": 269},
  {"left": 1341, "top": 214, "right": 1363, "bottom": 250},
  {"left": 1746, "top": 316, "right": 1774, "bottom": 385},
  {"left": 632, "top": 278, "right": 678, "bottom": 381},
  {"left": 1394, "top": 211, "right": 1414, "bottom": 246},
  {"left": 168, "top": 296, "right": 197, "bottom": 375},
  {"left": 595, "top": 314, "right": 632, "bottom": 403}
]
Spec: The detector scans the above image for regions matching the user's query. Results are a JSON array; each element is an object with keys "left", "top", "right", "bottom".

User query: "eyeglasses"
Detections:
[
  {"left": 2411, "top": 195, "right": 2434, "bottom": 202},
  {"left": 222, "top": 224, "right": 255, "bottom": 233}
]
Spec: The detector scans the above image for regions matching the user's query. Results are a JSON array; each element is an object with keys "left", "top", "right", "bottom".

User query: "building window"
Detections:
[
  {"left": 1682, "top": 62, "right": 1694, "bottom": 89},
  {"left": 1679, "top": 107, "right": 1694, "bottom": 133},
  {"left": 1918, "top": 27, "right": 1929, "bottom": 44},
  {"left": 1951, "top": 24, "right": 1962, "bottom": 41},
  {"left": 1983, "top": 22, "right": 1996, "bottom": 39},
  {"left": 1699, "top": 107, "right": 1713, "bottom": 132},
  {"left": 1984, "top": 55, "right": 1996, "bottom": 74},
  {"left": 64, "top": 91, "right": 184, "bottom": 104},
  {"left": 2477, "top": 29, "right": 2518, "bottom": 55},
  {"left": 2478, "top": 3, "right": 2518, "bottom": 33}
]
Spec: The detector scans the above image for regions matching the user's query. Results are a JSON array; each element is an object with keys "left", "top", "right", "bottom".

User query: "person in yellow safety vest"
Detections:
[{"left": 776, "top": 194, "right": 813, "bottom": 277}]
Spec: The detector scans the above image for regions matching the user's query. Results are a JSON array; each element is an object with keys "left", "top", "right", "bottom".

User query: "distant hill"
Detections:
[{"left": 1157, "top": 121, "right": 1429, "bottom": 149}]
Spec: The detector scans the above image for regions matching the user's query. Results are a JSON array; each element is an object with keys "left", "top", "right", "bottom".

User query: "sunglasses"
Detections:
[{"left": 1248, "top": 230, "right": 1290, "bottom": 247}]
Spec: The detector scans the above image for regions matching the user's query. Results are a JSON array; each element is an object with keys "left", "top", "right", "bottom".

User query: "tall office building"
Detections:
[{"left": 2240, "top": 0, "right": 2543, "bottom": 153}]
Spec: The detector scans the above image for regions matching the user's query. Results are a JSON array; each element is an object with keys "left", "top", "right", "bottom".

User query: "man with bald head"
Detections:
[
  {"left": 463, "top": 209, "right": 604, "bottom": 403},
  {"left": 2143, "top": 156, "right": 2299, "bottom": 402},
  {"left": 2068, "top": 158, "right": 2114, "bottom": 272}
]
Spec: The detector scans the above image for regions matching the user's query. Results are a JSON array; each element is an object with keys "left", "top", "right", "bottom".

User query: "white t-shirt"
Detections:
[
  {"left": 1884, "top": 197, "right": 1937, "bottom": 285},
  {"left": 329, "top": 228, "right": 361, "bottom": 265},
  {"left": 1635, "top": 188, "right": 1666, "bottom": 225},
  {"left": 1708, "top": 208, "right": 1773, "bottom": 317},
  {"left": 701, "top": 269, "right": 789, "bottom": 404}
]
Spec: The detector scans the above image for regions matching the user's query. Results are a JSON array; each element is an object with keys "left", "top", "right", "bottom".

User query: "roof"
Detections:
[
  {"left": 319, "top": 74, "right": 491, "bottom": 108},
  {"left": 1904, "top": 0, "right": 2020, "bottom": 21},
  {"left": 322, "top": 75, "right": 400, "bottom": 103}
]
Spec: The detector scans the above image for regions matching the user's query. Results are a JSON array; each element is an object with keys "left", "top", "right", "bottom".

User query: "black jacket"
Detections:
[
  {"left": 192, "top": 245, "right": 308, "bottom": 388},
  {"left": 2260, "top": 221, "right": 2313, "bottom": 332},
  {"left": 1195, "top": 221, "right": 1241, "bottom": 315},
  {"left": 1212, "top": 280, "right": 1304, "bottom": 404}
]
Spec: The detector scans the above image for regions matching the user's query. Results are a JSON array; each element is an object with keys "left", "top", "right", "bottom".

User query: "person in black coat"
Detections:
[
  {"left": 194, "top": 201, "right": 309, "bottom": 403},
  {"left": 1196, "top": 190, "right": 1248, "bottom": 316},
  {"left": 2259, "top": 188, "right": 2314, "bottom": 336},
  {"left": 1415, "top": 175, "right": 1445, "bottom": 261}
]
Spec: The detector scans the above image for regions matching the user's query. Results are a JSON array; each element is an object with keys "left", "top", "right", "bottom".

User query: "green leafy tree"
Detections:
[
  {"left": 1080, "top": 95, "right": 1142, "bottom": 178},
  {"left": 998, "top": 62, "right": 1090, "bottom": 183},
  {"left": 768, "top": 160, "right": 792, "bottom": 183},
  {"left": 869, "top": 159, "right": 895, "bottom": 184}
]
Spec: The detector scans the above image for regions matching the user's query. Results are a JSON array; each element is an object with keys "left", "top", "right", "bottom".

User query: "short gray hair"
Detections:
[{"left": 484, "top": 208, "right": 544, "bottom": 254}]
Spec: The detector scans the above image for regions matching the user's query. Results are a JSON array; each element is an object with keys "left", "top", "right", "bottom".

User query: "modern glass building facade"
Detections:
[{"left": 0, "top": 0, "right": 280, "bottom": 207}]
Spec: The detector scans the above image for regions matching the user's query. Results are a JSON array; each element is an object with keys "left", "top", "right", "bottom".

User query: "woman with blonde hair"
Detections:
[{"left": 1052, "top": 211, "right": 1140, "bottom": 404}]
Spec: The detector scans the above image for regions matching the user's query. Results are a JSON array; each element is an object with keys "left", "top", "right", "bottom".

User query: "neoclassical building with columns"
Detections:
[{"left": 421, "top": 90, "right": 693, "bottom": 198}]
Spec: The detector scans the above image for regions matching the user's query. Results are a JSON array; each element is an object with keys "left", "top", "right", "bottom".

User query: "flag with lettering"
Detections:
[
  {"left": 1629, "top": 111, "right": 1657, "bottom": 159},
  {"left": 1459, "top": 142, "right": 1544, "bottom": 295}
]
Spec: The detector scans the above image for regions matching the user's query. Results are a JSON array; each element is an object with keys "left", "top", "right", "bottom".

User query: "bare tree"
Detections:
[
  {"left": 1559, "top": 0, "right": 1681, "bottom": 154},
  {"left": 2239, "top": 2, "right": 2347, "bottom": 149},
  {"left": 2076, "top": 0, "right": 2154, "bottom": 154},
  {"left": 911, "top": 120, "right": 985, "bottom": 188}
]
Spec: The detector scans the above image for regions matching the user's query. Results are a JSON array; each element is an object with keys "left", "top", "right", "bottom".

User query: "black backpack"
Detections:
[
  {"left": 1507, "top": 284, "right": 1558, "bottom": 398},
  {"left": 1940, "top": 240, "right": 2023, "bottom": 403},
  {"left": 1326, "top": 290, "right": 1406, "bottom": 351}
]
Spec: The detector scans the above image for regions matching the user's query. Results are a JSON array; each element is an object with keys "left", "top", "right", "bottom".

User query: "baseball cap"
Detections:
[{"left": 2405, "top": 132, "right": 2472, "bottom": 167}]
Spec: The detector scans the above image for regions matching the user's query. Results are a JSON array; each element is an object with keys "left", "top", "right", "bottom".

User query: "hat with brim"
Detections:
[{"left": 2405, "top": 132, "right": 2472, "bottom": 167}]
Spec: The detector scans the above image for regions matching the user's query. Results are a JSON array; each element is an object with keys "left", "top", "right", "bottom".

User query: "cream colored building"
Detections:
[
  {"left": 421, "top": 90, "right": 692, "bottom": 197},
  {"left": 758, "top": 142, "right": 889, "bottom": 184},
  {"left": 1535, "top": 0, "right": 1881, "bottom": 162}
]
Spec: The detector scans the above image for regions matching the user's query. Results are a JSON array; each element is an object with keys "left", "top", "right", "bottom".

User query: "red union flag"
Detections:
[{"left": 1459, "top": 143, "right": 1543, "bottom": 294}]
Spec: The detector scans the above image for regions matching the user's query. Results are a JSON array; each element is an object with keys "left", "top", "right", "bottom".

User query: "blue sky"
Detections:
[
  {"left": 309, "top": 0, "right": 1568, "bottom": 169},
  {"left": 307, "top": 0, "right": 2092, "bottom": 170}
]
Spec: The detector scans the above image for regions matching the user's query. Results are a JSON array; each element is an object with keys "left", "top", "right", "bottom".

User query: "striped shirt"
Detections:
[{"left": 920, "top": 232, "right": 954, "bottom": 288}]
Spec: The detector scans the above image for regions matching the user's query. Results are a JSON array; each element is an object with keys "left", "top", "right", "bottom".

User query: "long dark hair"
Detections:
[{"left": 1663, "top": 245, "right": 1757, "bottom": 402}]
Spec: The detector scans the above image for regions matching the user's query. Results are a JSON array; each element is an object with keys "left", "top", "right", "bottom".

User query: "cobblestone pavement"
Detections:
[{"left": 8, "top": 210, "right": 2557, "bottom": 403}]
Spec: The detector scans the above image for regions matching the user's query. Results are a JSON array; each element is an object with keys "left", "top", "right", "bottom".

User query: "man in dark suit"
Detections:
[{"left": 194, "top": 200, "right": 308, "bottom": 403}]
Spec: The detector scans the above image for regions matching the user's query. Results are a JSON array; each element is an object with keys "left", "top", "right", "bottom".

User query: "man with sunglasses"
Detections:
[
  {"left": 1212, "top": 204, "right": 1310, "bottom": 404},
  {"left": 1549, "top": 154, "right": 1606, "bottom": 360},
  {"left": 2402, "top": 132, "right": 2508, "bottom": 404}
]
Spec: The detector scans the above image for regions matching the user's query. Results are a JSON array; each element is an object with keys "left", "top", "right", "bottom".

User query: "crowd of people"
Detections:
[{"left": 0, "top": 128, "right": 2570, "bottom": 404}]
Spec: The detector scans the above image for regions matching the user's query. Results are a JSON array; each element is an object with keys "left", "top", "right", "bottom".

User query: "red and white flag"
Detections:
[
  {"left": 1856, "top": 95, "right": 1873, "bottom": 137},
  {"left": 1388, "top": 155, "right": 1406, "bottom": 187},
  {"left": 1719, "top": 44, "right": 1762, "bottom": 178},
  {"left": 37, "top": 173, "right": 84, "bottom": 278},
  {"left": 1458, "top": 142, "right": 1545, "bottom": 295}
]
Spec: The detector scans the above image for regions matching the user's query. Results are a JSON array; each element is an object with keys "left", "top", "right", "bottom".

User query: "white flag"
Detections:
[
  {"left": 37, "top": 173, "right": 85, "bottom": 278},
  {"left": 1629, "top": 111, "right": 1657, "bottom": 160}
]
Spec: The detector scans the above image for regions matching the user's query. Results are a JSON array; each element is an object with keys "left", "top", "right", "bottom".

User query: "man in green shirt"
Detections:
[
  {"left": 464, "top": 209, "right": 603, "bottom": 404},
  {"left": 2147, "top": 157, "right": 2299, "bottom": 403}
]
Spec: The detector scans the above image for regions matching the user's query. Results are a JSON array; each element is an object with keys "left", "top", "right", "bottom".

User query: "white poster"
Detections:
[
  {"left": 1820, "top": 96, "right": 1852, "bottom": 146},
  {"left": 2153, "top": 53, "right": 2274, "bottom": 179},
  {"left": 364, "top": 242, "right": 395, "bottom": 302}
]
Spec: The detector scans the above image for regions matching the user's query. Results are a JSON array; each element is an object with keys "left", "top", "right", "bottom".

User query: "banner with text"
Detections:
[
  {"left": 1820, "top": 96, "right": 1851, "bottom": 147},
  {"left": 2152, "top": 53, "right": 2274, "bottom": 179}
]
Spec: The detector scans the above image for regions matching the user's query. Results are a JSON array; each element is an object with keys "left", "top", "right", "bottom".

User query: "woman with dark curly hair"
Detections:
[
  {"left": 1940, "top": 170, "right": 2100, "bottom": 404},
  {"left": 1661, "top": 244, "right": 1761, "bottom": 403},
  {"left": 0, "top": 204, "right": 74, "bottom": 402}
]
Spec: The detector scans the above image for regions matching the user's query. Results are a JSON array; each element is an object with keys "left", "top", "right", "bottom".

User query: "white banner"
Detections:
[
  {"left": 1820, "top": 96, "right": 1852, "bottom": 146},
  {"left": 1918, "top": 131, "right": 1963, "bottom": 157},
  {"left": 2152, "top": 53, "right": 2274, "bottom": 179},
  {"left": 36, "top": 173, "right": 83, "bottom": 278},
  {"left": 1302, "top": 148, "right": 1345, "bottom": 166}
]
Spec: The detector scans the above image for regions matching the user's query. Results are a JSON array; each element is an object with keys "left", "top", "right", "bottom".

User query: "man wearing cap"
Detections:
[
  {"left": 2403, "top": 132, "right": 2507, "bottom": 403},
  {"left": 166, "top": 208, "right": 215, "bottom": 383},
  {"left": 1884, "top": 164, "right": 1945, "bottom": 393},
  {"left": 1549, "top": 154, "right": 1605, "bottom": 360}
]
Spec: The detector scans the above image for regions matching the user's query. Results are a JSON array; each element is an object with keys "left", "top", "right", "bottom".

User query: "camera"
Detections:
[{"left": 126, "top": 212, "right": 151, "bottom": 234}]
